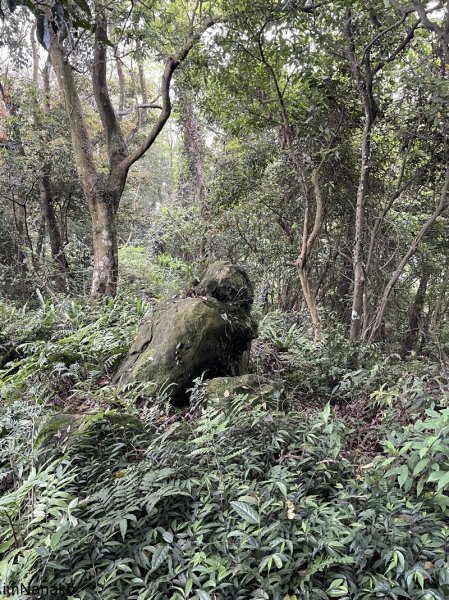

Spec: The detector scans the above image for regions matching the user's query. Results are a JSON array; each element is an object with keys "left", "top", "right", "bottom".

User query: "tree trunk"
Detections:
[
  {"left": 430, "top": 259, "right": 449, "bottom": 333},
  {"left": 297, "top": 265, "right": 321, "bottom": 341},
  {"left": 48, "top": 9, "right": 222, "bottom": 298},
  {"left": 349, "top": 117, "right": 371, "bottom": 340},
  {"left": 116, "top": 56, "right": 125, "bottom": 119},
  {"left": 401, "top": 267, "right": 430, "bottom": 357},
  {"left": 368, "top": 167, "right": 449, "bottom": 344},
  {"left": 138, "top": 61, "right": 148, "bottom": 105},
  {"left": 90, "top": 192, "right": 119, "bottom": 298},
  {"left": 40, "top": 61, "right": 70, "bottom": 283},
  {"left": 50, "top": 33, "right": 121, "bottom": 297},
  {"left": 39, "top": 163, "right": 69, "bottom": 272}
]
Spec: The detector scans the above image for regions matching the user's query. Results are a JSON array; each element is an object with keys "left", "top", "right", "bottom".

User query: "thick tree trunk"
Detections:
[{"left": 90, "top": 192, "right": 119, "bottom": 298}]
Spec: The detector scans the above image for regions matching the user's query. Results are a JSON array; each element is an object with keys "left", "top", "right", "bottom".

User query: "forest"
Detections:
[{"left": 1, "top": 0, "right": 449, "bottom": 598}]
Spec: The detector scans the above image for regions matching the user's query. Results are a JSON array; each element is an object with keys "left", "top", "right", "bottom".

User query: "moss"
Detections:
[
  {"left": 79, "top": 411, "right": 144, "bottom": 434},
  {"left": 35, "top": 411, "right": 144, "bottom": 451},
  {"left": 115, "top": 296, "right": 256, "bottom": 404},
  {"left": 35, "top": 413, "right": 82, "bottom": 450},
  {"left": 204, "top": 374, "right": 285, "bottom": 409}
]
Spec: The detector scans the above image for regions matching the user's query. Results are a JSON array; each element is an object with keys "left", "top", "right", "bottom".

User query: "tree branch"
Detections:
[
  {"left": 93, "top": 7, "right": 128, "bottom": 170},
  {"left": 122, "top": 15, "right": 226, "bottom": 171}
]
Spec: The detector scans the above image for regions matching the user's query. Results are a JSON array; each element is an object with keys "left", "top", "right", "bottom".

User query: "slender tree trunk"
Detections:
[
  {"left": 297, "top": 265, "right": 321, "bottom": 340},
  {"left": 30, "top": 23, "right": 40, "bottom": 85},
  {"left": 430, "top": 259, "right": 449, "bottom": 332},
  {"left": 39, "top": 61, "right": 70, "bottom": 281},
  {"left": 401, "top": 267, "right": 430, "bottom": 357},
  {"left": 350, "top": 116, "right": 371, "bottom": 340},
  {"left": 368, "top": 167, "right": 449, "bottom": 343},
  {"left": 138, "top": 61, "right": 148, "bottom": 105},
  {"left": 36, "top": 213, "right": 46, "bottom": 260},
  {"left": 39, "top": 164, "right": 69, "bottom": 271},
  {"left": 116, "top": 55, "right": 125, "bottom": 119}
]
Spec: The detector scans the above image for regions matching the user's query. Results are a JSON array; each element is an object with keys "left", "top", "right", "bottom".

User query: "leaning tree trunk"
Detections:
[
  {"left": 368, "top": 167, "right": 449, "bottom": 344},
  {"left": 39, "top": 164, "right": 69, "bottom": 271},
  {"left": 39, "top": 61, "right": 70, "bottom": 283}
]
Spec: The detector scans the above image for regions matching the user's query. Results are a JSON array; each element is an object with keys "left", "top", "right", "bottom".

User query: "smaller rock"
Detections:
[
  {"left": 203, "top": 374, "right": 284, "bottom": 409},
  {"left": 35, "top": 410, "right": 145, "bottom": 452},
  {"left": 195, "top": 261, "right": 254, "bottom": 308}
]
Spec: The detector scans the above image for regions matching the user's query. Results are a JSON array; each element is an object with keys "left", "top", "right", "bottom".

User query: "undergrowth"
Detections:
[
  {"left": 1, "top": 301, "right": 449, "bottom": 599},
  {"left": 0, "top": 398, "right": 449, "bottom": 599}
]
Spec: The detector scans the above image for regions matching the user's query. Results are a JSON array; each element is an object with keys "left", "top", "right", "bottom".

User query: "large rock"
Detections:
[{"left": 114, "top": 262, "right": 257, "bottom": 403}]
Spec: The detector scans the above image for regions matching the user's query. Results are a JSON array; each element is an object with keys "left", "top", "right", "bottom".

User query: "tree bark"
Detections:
[
  {"left": 39, "top": 61, "right": 70, "bottom": 282},
  {"left": 50, "top": 27, "right": 123, "bottom": 297},
  {"left": 345, "top": 10, "right": 376, "bottom": 341},
  {"left": 115, "top": 55, "right": 125, "bottom": 119},
  {"left": 90, "top": 191, "right": 119, "bottom": 297},
  {"left": 401, "top": 266, "right": 430, "bottom": 357}
]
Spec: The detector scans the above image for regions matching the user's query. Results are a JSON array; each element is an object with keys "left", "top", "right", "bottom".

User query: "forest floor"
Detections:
[{"left": 0, "top": 271, "right": 449, "bottom": 599}]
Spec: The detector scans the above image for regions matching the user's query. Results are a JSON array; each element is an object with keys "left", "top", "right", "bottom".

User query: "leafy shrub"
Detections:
[
  {"left": 118, "top": 246, "right": 192, "bottom": 299},
  {"left": 0, "top": 294, "right": 147, "bottom": 405},
  {"left": 382, "top": 407, "right": 449, "bottom": 512},
  {"left": 1, "top": 400, "right": 449, "bottom": 599}
]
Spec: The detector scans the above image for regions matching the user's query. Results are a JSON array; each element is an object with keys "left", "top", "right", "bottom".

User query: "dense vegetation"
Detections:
[{"left": 1, "top": 0, "right": 449, "bottom": 598}]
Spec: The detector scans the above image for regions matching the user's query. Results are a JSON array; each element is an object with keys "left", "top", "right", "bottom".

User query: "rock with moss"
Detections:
[
  {"left": 203, "top": 374, "right": 284, "bottom": 409},
  {"left": 195, "top": 261, "right": 254, "bottom": 308},
  {"left": 36, "top": 410, "right": 144, "bottom": 451},
  {"left": 114, "top": 262, "right": 257, "bottom": 403}
]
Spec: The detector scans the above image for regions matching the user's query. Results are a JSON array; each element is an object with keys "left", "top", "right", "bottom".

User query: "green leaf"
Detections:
[
  {"left": 196, "top": 593, "right": 211, "bottom": 600},
  {"left": 328, "top": 579, "right": 345, "bottom": 591},
  {"left": 151, "top": 545, "right": 170, "bottom": 571},
  {"left": 75, "top": 0, "right": 91, "bottom": 17},
  {"left": 230, "top": 500, "right": 260, "bottom": 525},
  {"left": 275, "top": 482, "right": 287, "bottom": 499},
  {"left": 412, "top": 458, "right": 429, "bottom": 477},
  {"left": 322, "top": 402, "right": 331, "bottom": 423},
  {"left": 436, "top": 470, "right": 449, "bottom": 492}
]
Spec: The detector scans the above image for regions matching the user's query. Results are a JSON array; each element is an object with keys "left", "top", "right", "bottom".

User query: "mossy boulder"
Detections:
[
  {"left": 203, "top": 374, "right": 284, "bottom": 408},
  {"left": 36, "top": 410, "right": 144, "bottom": 451},
  {"left": 35, "top": 413, "right": 82, "bottom": 450},
  {"left": 114, "top": 262, "right": 257, "bottom": 403},
  {"left": 195, "top": 261, "right": 254, "bottom": 308}
]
